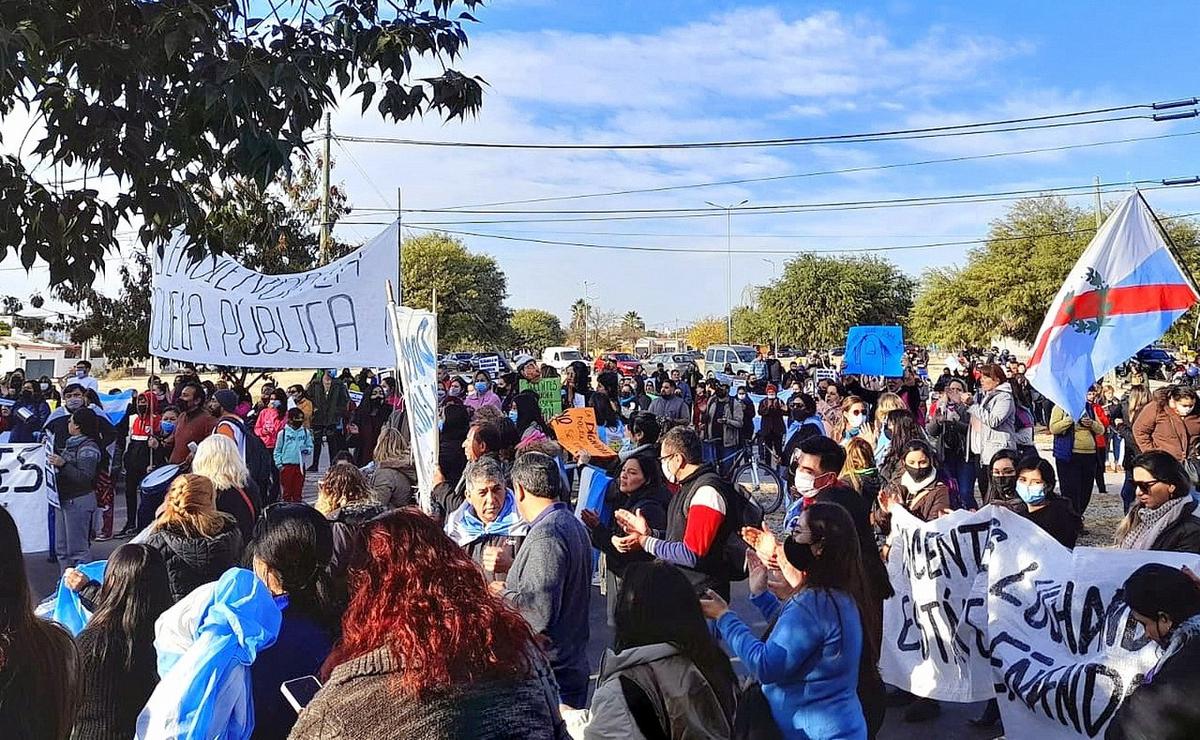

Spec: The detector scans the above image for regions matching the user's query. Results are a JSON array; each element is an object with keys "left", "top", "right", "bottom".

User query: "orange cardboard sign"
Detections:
[{"left": 550, "top": 407, "right": 617, "bottom": 459}]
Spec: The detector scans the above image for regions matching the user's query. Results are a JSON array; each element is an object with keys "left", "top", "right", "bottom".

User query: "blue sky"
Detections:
[
  {"left": 4, "top": 2, "right": 1200, "bottom": 334},
  {"left": 319, "top": 1, "right": 1200, "bottom": 333}
]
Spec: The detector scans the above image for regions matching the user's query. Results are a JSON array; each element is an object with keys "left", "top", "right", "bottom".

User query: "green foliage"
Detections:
[
  {"left": 908, "top": 196, "right": 1200, "bottom": 348},
  {"left": 509, "top": 308, "right": 566, "bottom": 352},
  {"left": 742, "top": 254, "right": 915, "bottom": 349},
  {"left": 400, "top": 232, "right": 511, "bottom": 350},
  {"left": 0, "top": 0, "right": 483, "bottom": 289}
]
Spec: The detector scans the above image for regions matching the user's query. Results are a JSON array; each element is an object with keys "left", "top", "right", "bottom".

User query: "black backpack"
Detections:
[
  {"left": 716, "top": 477, "right": 764, "bottom": 582},
  {"left": 216, "top": 418, "right": 273, "bottom": 494}
]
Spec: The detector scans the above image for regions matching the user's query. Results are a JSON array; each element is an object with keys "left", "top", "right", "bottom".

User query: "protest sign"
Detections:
[
  {"left": 149, "top": 223, "right": 399, "bottom": 368},
  {"left": 574, "top": 464, "right": 612, "bottom": 522},
  {"left": 387, "top": 302, "right": 438, "bottom": 512},
  {"left": 882, "top": 504, "right": 1200, "bottom": 739},
  {"left": 0, "top": 443, "right": 56, "bottom": 553},
  {"left": 880, "top": 505, "right": 996, "bottom": 703},
  {"left": 844, "top": 325, "right": 904, "bottom": 377},
  {"left": 476, "top": 354, "right": 502, "bottom": 378},
  {"left": 521, "top": 377, "right": 562, "bottom": 421},
  {"left": 550, "top": 407, "right": 616, "bottom": 459}
]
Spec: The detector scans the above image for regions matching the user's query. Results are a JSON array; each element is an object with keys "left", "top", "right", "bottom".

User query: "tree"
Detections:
[
  {"left": 750, "top": 254, "right": 915, "bottom": 349},
  {"left": 509, "top": 308, "right": 565, "bottom": 352},
  {"left": 688, "top": 317, "right": 728, "bottom": 351},
  {"left": 54, "top": 154, "right": 357, "bottom": 366},
  {"left": 0, "top": 1, "right": 484, "bottom": 291},
  {"left": 400, "top": 232, "right": 511, "bottom": 350},
  {"left": 907, "top": 196, "right": 1200, "bottom": 347}
]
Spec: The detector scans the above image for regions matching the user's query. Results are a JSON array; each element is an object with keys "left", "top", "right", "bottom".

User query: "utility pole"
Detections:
[
  {"left": 706, "top": 199, "right": 748, "bottom": 344},
  {"left": 319, "top": 112, "right": 332, "bottom": 264},
  {"left": 1094, "top": 176, "right": 1103, "bottom": 229},
  {"left": 396, "top": 187, "right": 403, "bottom": 305},
  {"left": 582, "top": 280, "right": 589, "bottom": 356}
]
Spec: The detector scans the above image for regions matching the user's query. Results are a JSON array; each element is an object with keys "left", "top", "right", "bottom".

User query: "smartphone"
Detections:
[{"left": 281, "top": 675, "right": 323, "bottom": 713}]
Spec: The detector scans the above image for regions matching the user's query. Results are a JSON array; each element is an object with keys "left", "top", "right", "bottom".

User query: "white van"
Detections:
[
  {"left": 542, "top": 346, "right": 585, "bottom": 373},
  {"left": 704, "top": 344, "right": 757, "bottom": 375}
]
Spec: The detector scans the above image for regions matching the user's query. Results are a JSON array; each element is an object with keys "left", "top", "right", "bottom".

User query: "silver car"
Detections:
[{"left": 641, "top": 352, "right": 696, "bottom": 377}]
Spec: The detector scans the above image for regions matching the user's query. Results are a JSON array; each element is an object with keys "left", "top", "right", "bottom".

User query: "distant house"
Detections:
[{"left": 0, "top": 334, "right": 106, "bottom": 379}]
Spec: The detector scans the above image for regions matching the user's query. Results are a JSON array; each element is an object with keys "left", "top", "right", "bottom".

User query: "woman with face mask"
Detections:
[
  {"left": 1115, "top": 451, "right": 1200, "bottom": 554},
  {"left": 348, "top": 384, "right": 391, "bottom": 466},
  {"left": 118, "top": 391, "right": 165, "bottom": 536},
  {"left": 1105, "top": 563, "right": 1200, "bottom": 740},
  {"left": 875, "top": 440, "right": 951, "bottom": 532},
  {"left": 8, "top": 379, "right": 49, "bottom": 443},
  {"left": 701, "top": 502, "right": 883, "bottom": 739},
  {"left": 464, "top": 371, "right": 502, "bottom": 413},
  {"left": 982, "top": 449, "right": 1025, "bottom": 514},
  {"left": 1132, "top": 386, "right": 1200, "bottom": 464},
  {"left": 832, "top": 395, "right": 871, "bottom": 447},
  {"left": 876, "top": 409, "right": 923, "bottom": 483},
  {"left": 1014, "top": 456, "right": 1080, "bottom": 548}
]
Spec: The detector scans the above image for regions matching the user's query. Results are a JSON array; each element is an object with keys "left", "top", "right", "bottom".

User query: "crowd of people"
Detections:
[{"left": 4, "top": 347, "right": 1200, "bottom": 739}]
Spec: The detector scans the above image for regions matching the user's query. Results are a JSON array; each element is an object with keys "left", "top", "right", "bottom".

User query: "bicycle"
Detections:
[{"left": 709, "top": 433, "right": 786, "bottom": 515}]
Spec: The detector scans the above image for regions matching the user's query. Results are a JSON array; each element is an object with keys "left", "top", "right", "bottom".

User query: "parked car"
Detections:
[
  {"left": 542, "top": 346, "right": 585, "bottom": 373},
  {"left": 703, "top": 344, "right": 757, "bottom": 376},
  {"left": 593, "top": 353, "right": 642, "bottom": 377},
  {"left": 641, "top": 352, "right": 697, "bottom": 377},
  {"left": 1125, "top": 345, "right": 1176, "bottom": 380}
]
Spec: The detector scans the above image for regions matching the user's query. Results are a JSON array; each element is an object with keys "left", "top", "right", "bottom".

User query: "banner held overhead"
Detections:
[{"left": 149, "top": 223, "right": 400, "bottom": 368}]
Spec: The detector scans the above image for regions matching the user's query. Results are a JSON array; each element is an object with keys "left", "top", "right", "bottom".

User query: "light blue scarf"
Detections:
[{"left": 445, "top": 491, "right": 530, "bottom": 546}]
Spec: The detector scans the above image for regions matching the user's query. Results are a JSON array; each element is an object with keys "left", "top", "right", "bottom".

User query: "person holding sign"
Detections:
[{"left": 1105, "top": 563, "right": 1200, "bottom": 740}]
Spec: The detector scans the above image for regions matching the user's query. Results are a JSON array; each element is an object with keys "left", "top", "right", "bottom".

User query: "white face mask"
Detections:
[
  {"left": 661, "top": 456, "right": 677, "bottom": 484},
  {"left": 794, "top": 470, "right": 818, "bottom": 498}
]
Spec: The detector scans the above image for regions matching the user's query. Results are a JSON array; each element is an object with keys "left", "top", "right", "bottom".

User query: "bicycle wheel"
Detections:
[{"left": 732, "top": 460, "right": 785, "bottom": 515}]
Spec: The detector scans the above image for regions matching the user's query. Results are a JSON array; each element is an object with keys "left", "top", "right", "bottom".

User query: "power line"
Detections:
[
  {"left": 429, "top": 129, "right": 1200, "bottom": 209},
  {"left": 327, "top": 98, "right": 1190, "bottom": 150},
  {"left": 391, "top": 181, "right": 1159, "bottom": 216},
  {"left": 340, "top": 180, "right": 1195, "bottom": 226},
  {"left": 378, "top": 211, "right": 1200, "bottom": 257}
]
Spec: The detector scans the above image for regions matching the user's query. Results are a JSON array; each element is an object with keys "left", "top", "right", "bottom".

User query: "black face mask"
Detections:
[
  {"left": 991, "top": 474, "right": 1017, "bottom": 499},
  {"left": 783, "top": 538, "right": 817, "bottom": 572},
  {"left": 905, "top": 465, "right": 932, "bottom": 480}
]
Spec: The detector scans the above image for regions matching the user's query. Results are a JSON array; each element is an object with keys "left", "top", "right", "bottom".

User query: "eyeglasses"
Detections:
[
  {"left": 658, "top": 452, "right": 678, "bottom": 462},
  {"left": 1133, "top": 479, "right": 1163, "bottom": 493}
]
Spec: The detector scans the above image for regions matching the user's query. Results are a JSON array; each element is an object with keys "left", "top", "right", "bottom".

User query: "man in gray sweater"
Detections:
[
  {"left": 486, "top": 451, "right": 592, "bottom": 708},
  {"left": 647, "top": 379, "right": 691, "bottom": 424}
]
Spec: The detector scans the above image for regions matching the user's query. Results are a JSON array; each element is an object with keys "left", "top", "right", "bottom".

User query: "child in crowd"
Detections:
[{"left": 274, "top": 408, "right": 313, "bottom": 503}]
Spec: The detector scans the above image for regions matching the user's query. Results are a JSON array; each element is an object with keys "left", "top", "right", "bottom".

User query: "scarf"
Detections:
[
  {"left": 1120, "top": 496, "right": 1191, "bottom": 551},
  {"left": 1147, "top": 613, "right": 1200, "bottom": 682},
  {"left": 900, "top": 468, "right": 938, "bottom": 500},
  {"left": 444, "top": 491, "right": 530, "bottom": 547}
]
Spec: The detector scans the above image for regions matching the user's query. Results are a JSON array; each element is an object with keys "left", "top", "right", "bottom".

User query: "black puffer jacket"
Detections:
[
  {"left": 144, "top": 519, "right": 244, "bottom": 602},
  {"left": 327, "top": 501, "right": 388, "bottom": 578}
]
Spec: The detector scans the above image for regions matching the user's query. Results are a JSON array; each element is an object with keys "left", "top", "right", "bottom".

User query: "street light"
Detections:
[
  {"left": 761, "top": 258, "right": 780, "bottom": 353},
  {"left": 705, "top": 199, "right": 748, "bottom": 344}
]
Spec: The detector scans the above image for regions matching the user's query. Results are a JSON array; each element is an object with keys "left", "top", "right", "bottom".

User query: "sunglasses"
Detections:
[{"left": 1133, "top": 479, "right": 1163, "bottom": 494}]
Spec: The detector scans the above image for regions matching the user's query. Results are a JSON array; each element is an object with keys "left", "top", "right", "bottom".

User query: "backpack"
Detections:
[
  {"left": 1014, "top": 404, "right": 1034, "bottom": 431},
  {"left": 718, "top": 479, "right": 764, "bottom": 582},
  {"left": 215, "top": 418, "right": 273, "bottom": 494}
]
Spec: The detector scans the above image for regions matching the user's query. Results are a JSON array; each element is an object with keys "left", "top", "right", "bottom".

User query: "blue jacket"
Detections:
[
  {"left": 9, "top": 399, "right": 50, "bottom": 442},
  {"left": 250, "top": 598, "right": 334, "bottom": 740},
  {"left": 717, "top": 588, "right": 867, "bottom": 739},
  {"left": 273, "top": 426, "right": 313, "bottom": 467}
]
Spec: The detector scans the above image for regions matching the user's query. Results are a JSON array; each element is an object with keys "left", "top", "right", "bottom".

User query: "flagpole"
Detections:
[{"left": 1136, "top": 189, "right": 1200, "bottom": 298}]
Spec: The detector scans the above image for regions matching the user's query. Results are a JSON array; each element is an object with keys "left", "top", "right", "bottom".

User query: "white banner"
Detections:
[
  {"left": 149, "top": 224, "right": 400, "bottom": 368},
  {"left": 388, "top": 302, "right": 438, "bottom": 513},
  {"left": 883, "top": 504, "right": 1200, "bottom": 739},
  {"left": 0, "top": 443, "right": 55, "bottom": 553}
]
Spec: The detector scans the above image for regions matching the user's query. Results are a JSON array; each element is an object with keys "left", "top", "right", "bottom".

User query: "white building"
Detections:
[{"left": 0, "top": 335, "right": 98, "bottom": 379}]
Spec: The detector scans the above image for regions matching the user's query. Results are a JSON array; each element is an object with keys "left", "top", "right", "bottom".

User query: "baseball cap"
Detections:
[{"left": 514, "top": 354, "right": 537, "bottom": 371}]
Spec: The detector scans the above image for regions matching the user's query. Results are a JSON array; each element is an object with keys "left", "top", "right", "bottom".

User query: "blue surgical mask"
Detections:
[
  {"left": 474, "top": 381, "right": 490, "bottom": 394},
  {"left": 1016, "top": 481, "right": 1046, "bottom": 505},
  {"left": 508, "top": 409, "right": 518, "bottom": 423},
  {"left": 160, "top": 420, "right": 176, "bottom": 434}
]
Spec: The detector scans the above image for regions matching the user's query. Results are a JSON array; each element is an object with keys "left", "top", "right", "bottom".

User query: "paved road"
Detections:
[{"left": 24, "top": 466, "right": 1014, "bottom": 739}]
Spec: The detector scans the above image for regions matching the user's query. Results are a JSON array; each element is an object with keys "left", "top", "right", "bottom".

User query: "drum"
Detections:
[
  {"left": 139, "top": 463, "right": 182, "bottom": 499},
  {"left": 135, "top": 463, "right": 182, "bottom": 530}
]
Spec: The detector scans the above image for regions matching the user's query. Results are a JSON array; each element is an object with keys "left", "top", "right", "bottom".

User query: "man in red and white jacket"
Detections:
[{"left": 615, "top": 426, "right": 738, "bottom": 599}]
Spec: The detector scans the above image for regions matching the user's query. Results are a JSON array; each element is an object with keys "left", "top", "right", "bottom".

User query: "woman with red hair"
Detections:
[{"left": 290, "top": 508, "right": 567, "bottom": 739}]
